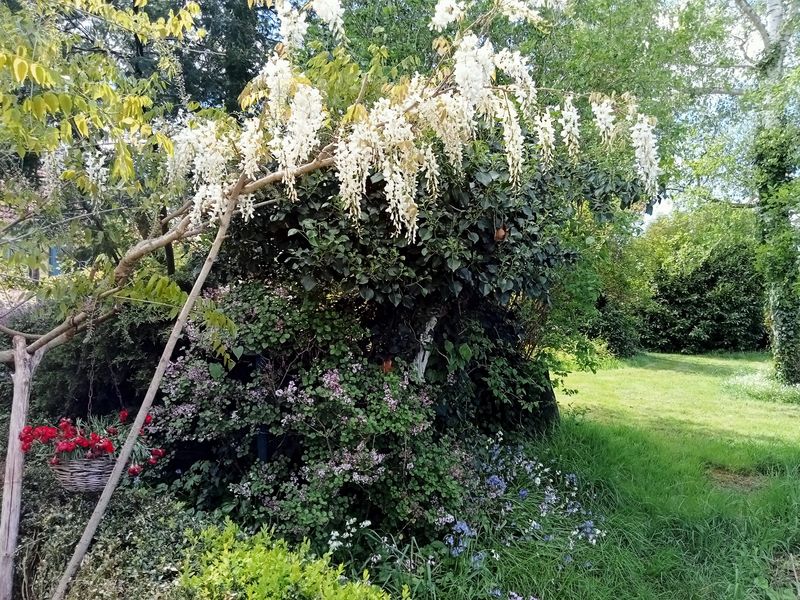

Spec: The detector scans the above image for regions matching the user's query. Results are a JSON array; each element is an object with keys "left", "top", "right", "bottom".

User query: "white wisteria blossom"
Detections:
[
  {"left": 159, "top": 0, "right": 661, "bottom": 241},
  {"left": 83, "top": 151, "right": 109, "bottom": 195},
  {"left": 421, "top": 144, "right": 441, "bottom": 197},
  {"left": 453, "top": 34, "right": 495, "bottom": 109},
  {"left": 591, "top": 98, "right": 615, "bottom": 146},
  {"left": 630, "top": 114, "right": 660, "bottom": 195},
  {"left": 269, "top": 84, "right": 326, "bottom": 200},
  {"left": 312, "top": 0, "right": 344, "bottom": 37},
  {"left": 276, "top": 1, "right": 309, "bottom": 50},
  {"left": 168, "top": 119, "right": 237, "bottom": 225},
  {"left": 488, "top": 92, "right": 525, "bottom": 185},
  {"left": 494, "top": 49, "right": 538, "bottom": 120},
  {"left": 558, "top": 95, "right": 580, "bottom": 159},
  {"left": 533, "top": 108, "right": 556, "bottom": 168},
  {"left": 239, "top": 193, "right": 256, "bottom": 222},
  {"left": 253, "top": 54, "right": 295, "bottom": 126},
  {"left": 430, "top": 0, "right": 466, "bottom": 31},
  {"left": 499, "top": 0, "right": 545, "bottom": 25},
  {"left": 238, "top": 117, "right": 266, "bottom": 180}
]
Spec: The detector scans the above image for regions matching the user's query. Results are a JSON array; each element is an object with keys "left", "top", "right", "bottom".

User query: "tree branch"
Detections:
[
  {"left": 0, "top": 325, "right": 41, "bottom": 341},
  {"left": 240, "top": 144, "right": 336, "bottom": 195},
  {"left": 689, "top": 86, "right": 747, "bottom": 97},
  {"left": 733, "top": 0, "right": 771, "bottom": 47}
]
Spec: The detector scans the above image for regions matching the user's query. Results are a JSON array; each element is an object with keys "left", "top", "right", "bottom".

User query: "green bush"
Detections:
[
  {"left": 16, "top": 462, "right": 207, "bottom": 599},
  {"left": 178, "top": 522, "right": 392, "bottom": 600},
  {"left": 636, "top": 203, "right": 766, "bottom": 354},
  {"left": 642, "top": 243, "right": 766, "bottom": 353}
]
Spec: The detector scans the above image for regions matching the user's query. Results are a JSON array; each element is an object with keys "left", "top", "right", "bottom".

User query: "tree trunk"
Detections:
[
  {"left": 49, "top": 178, "right": 245, "bottom": 600},
  {"left": 0, "top": 337, "right": 43, "bottom": 600},
  {"left": 769, "top": 283, "right": 800, "bottom": 384}
]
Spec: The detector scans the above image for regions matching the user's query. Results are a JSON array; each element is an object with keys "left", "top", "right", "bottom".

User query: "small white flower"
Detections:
[
  {"left": 312, "top": 0, "right": 344, "bottom": 37},
  {"left": 430, "top": 0, "right": 466, "bottom": 31}
]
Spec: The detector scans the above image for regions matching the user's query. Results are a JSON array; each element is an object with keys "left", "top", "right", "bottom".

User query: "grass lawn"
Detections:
[{"left": 526, "top": 352, "right": 800, "bottom": 599}]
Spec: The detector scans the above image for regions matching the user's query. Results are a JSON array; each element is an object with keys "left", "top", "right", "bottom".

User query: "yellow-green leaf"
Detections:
[
  {"left": 74, "top": 114, "right": 89, "bottom": 137},
  {"left": 12, "top": 57, "right": 28, "bottom": 83},
  {"left": 59, "top": 93, "right": 73, "bottom": 114},
  {"left": 43, "top": 92, "right": 59, "bottom": 113}
]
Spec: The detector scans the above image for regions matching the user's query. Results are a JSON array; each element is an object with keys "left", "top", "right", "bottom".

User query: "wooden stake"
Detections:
[
  {"left": 0, "top": 337, "right": 43, "bottom": 600},
  {"left": 49, "top": 178, "right": 245, "bottom": 600}
]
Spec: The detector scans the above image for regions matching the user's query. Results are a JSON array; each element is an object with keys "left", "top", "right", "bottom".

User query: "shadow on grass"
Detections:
[{"left": 620, "top": 353, "right": 769, "bottom": 379}]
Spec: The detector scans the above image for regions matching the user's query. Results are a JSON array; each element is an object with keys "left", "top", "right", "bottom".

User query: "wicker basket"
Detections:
[{"left": 49, "top": 457, "right": 115, "bottom": 493}]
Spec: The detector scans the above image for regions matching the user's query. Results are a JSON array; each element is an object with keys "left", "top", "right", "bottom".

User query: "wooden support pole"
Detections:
[{"left": 0, "top": 337, "right": 43, "bottom": 600}]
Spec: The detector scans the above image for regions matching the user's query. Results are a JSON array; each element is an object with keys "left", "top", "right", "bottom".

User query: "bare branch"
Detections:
[
  {"left": 689, "top": 86, "right": 747, "bottom": 97},
  {"left": 733, "top": 0, "right": 771, "bottom": 47},
  {"left": 0, "top": 325, "right": 41, "bottom": 341},
  {"left": 241, "top": 144, "right": 337, "bottom": 196}
]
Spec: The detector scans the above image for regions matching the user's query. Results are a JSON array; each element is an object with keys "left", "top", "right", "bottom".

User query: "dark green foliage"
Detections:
[
  {"left": 752, "top": 126, "right": 800, "bottom": 382},
  {"left": 179, "top": 0, "right": 276, "bottom": 111},
  {"left": 2, "top": 302, "right": 170, "bottom": 419},
  {"left": 637, "top": 203, "right": 767, "bottom": 355},
  {"left": 642, "top": 244, "right": 766, "bottom": 353},
  {"left": 16, "top": 462, "right": 207, "bottom": 599},
  {"left": 592, "top": 295, "right": 641, "bottom": 358}
]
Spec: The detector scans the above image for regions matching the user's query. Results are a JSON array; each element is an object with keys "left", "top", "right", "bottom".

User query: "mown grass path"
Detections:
[{"left": 540, "top": 353, "right": 800, "bottom": 599}]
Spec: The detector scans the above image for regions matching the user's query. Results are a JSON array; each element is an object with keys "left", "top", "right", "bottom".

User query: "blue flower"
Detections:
[
  {"left": 489, "top": 588, "right": 503, "bottom": 598},
  {"left": 453, "top": 520, "right": 474, "bottom": 537},
  {"left": 519, "top": 488, "right": 529, "bottom": 500},
  {"left": 470, "top": 551, "right": 486, "bottom": 568},
  {"left": 487, "top": 474, "right": 507, "bottom": 496}
]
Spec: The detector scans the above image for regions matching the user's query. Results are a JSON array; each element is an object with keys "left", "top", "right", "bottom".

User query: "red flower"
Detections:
[
  {"left": 49, "top": 456, "right": 59, "bottom": 465},
  {"left": 147, "top": 457, "right": 158, "bottom": 465},
  {"left": 106, "top": 426, "right": 118, "bottom": 435},
  {"left": 150, "top": 448, "right": 166, "bottom": 459},
  {"left": 119, "top": 409, "right": 129, "bottom": 423},
  {"left": 127, "top": 464, "right": 143, "bottom": 477},
  {"left": 21, "top": 441, "right": 32, "bottom": 453},
  {"left": 75, "top": 436, "right": 91, "bottom": 449},
  {"left": 144, "top": 414, "right": 153, "bottom": 426},
  {"left": 38, "top": 426, "right": 58, "bottom": 442},
  {"left": 97, "top": 438, "right": 114, "bottom": 454},
  {"left": 21, "top": 426, "right": 32, "bottom": 437},
  {"left": 58, "top": 419, "right": 77, "bottom": 440},
  {"left": 55, "top": 440, "right": 76, "bottom": 454}
]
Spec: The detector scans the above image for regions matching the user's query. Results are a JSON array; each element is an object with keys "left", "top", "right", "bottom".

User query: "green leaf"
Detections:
[
  {"left": 300, "top": 275, "right": 317, "bottom": 291},
  {"left": 458, "top": 343, "right": 473, "bottom": 362},
  {"left": 208, "top": 363, "right": 224, "bottom": 380},
  {"left": 475, "top": 171, "right": 493, "bottom": 186}
]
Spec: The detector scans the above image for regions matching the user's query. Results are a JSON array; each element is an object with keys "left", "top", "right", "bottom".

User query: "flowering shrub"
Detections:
[
  {"left": 352, "top": 440, "right": 607, "bottom": 600},
  {"left": 21, "top": 411, "right": 164, "bottom": 477},
  {"left": 160, "top": 341, "right": 472, "bottom": 545}
]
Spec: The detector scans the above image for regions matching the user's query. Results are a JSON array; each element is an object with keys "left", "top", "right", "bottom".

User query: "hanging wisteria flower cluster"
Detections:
[{"left": 158, "top": 0, "right": 661, "bottom": 240}]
